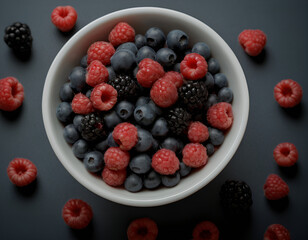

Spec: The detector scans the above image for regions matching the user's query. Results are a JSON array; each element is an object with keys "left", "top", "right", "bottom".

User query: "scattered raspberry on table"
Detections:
[
  {"left": 192, "top": 220, "right": 219, "bottom": 240},
  {"left": 127, "top": 217, "right": 158, "bottom": 240},
  {"left": 273, "top": 142, "right": 298, "bottom": 167},
  {"left": 264, "top": 224, "right": 290, "bottom": 240},
  {"left": 274, "top": 79, "right": 303, "bottom": 108},
  {"left": 263, "top": 174, "right": 289, "bottom": 200},
  {"left": 238, "top": 29, "right": 267, "bottom": 56},
  {"left": 0, "top": 77, "right": 24, "bottom": 111},
  {"left": 51, "top": 6, "right": 77, "bottom": 32},
  {"left": 7, "top": 158, "right": 37, "bottom": 187}
]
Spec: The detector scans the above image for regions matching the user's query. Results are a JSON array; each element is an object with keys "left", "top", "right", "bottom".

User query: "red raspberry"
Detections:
[
  {"left": 180, "top": 53, "right": 208, "bottom": 80},
  {"left": 273, "top": 142, "right": 298, "bottom": 167},
  {"left": 207, "top": 102, "right": 233, "bottom": 131},
  {"left": 108, "top": 22, "right": 135, "bottom": 47},
  {"left": 274, "top": 79, "right": 303, "bottom": 108},
  {"left": 62, "top": 199, "right": 93, "bottom": 229},
  {"left": 90, "top": 83, "right": 117, "bottom": 111},
  {"left": 51, "top": 6, "right": 77, "bottom": 32},
  {"left": 150, "top": 77, "right": 178, "bottom": 108},
  {"left": 87, "top": 41, "right": 115, "bottom": 65},
  {"left": 182, "top": 143, "right": 208, "bottom": 168},
  {"left": 151, "top": 149, "right": 180, "bottom": 175},
  {"left": 264, "top": 224, "right": 290, "bottom": 240},
  {"left": 238, "top": 29, "right": 267, "bottom": 56},
  {"left": 164, "top": 71, "right": 184, "bottom": 88},
  {"left": 0, "top": 77, "right": 24, "bottom": 111},
  {"left": 71, "top": 93, "right": 94, "bottom": 114},
  {"left": 86, "top": 60, "right": 109, "bottom": 87},
  {"left": 127, "top": 217, "right": 158, "bottom": 240},
  {"left": 104, "top": 147, "right": 130, "bottom": 170},
  {"left": 192, "top": 221, "right": 219, "bottom": 240},
  {"left": 263, "top": 174, "right": 289, "bottom": 200},
  {"left": 112, "top": 122, "right": 138, "bottom": 151},
  {"left": 136, "top": 58, "right": 165, "bottom": 88},
  {"left": 102, "top": 167, "right": 127, "bottom": 187},
  {"left": 7, "top": 158, "right": 37, "bottom": 187},
  {"left": 188, "top": 121, "right": 209, "bottom": 143}
]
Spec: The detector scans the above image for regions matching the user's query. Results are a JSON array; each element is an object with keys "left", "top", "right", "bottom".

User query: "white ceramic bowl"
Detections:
[{"left": 42, "top": 7, "right": 249, "bottom": 207}]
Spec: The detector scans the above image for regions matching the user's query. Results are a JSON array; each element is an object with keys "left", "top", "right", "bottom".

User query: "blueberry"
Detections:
[
  {"left": 205, "top": 94, "right": 218, "bottom": 110},
  {"left": 179, "top": 162, "right": 191, "bottom": 177},
  {"left": 116, "top": 42, "right": 138, "bottom": 55},
  {"left": 95, "top": 138, "right": 109, "bottom": 152},
  {"left": 63, "top": 124, "right": 80, "bottom": 144},
  {"left": 214, "top": 73, "right": 228, "bottom": 90},
  {"left": 134, "top": 104, "right": 156, "bottom": 126},
  {"left": 156, "top": 48, "right": 177, "bottom": 68},
  {"left": 205, "top": 142, "right": 215, "bottom": 156},
  {"left": 59, "top": 82, "right": 74, "bottom": 102},
  {"left": 204, "top": 72, "right": 215, "bottom": 91},
  {"left": 191, "top": 42, "right": 211, "bottom": 60},
  {"left": 72, "top": 139, "right": 89, "bottom": 159},
  {"left": 161, "top": 172, "right": 180, "bottom": 187},
  {"left": 166, "top": 29, "right": 189, "bottom": 53},
  {"left": 73, "top": 115, "right": 83, "bottom": 132},
  {"left": 208, "top": 127, "right": 224, "bottom": 146},
  {"left": 85, "top": 89, "right": 92, "bottom": 98},
  {"left": 69, "top": 66, "right": 86, "bottom": 92},
  {"left": 80, "top": 55, "right": 88, "bottom": 68},
  {"left": 135, "top": 34, "right": 146, "bottom": 49},
  {"left": 136, "top": 46, "right": 156, "bottom": 63},
  {"left": 83, "top": 151, "right": 104, "bottom": 173},
  {"left": 110, "top": 50, "right": 136, "bottom": 73},
  {"left": 152, "top": 138, "right": 159, "bottom": 152},
  {"left": 207, "top": 58, "right": 220, "bottom": 74},
  {"left": 124, "top": 174, "right": 143, "bottom": 192},
  {"left": 151, "top": 117, "right": 169, "bottom": 137},
  {"left": 56, "top": 102, "right": 74, "bottom": 123},
  {"left": 133, "top": 66, "right": 139, "bottom": 78},
  {"left": 173, "top": 62, "right": 181, "bottom": 73},
  {"left": 144, "top": 170, "right": 161, "bottom": 189},
  {"left": 161, "top": 137, "right": 182, "bottom": 152},
  {"left": 129, "top": 154, "right": 151, "bottom": 174},
  {"left": 135, "top": 128, "right": 153, "bottom": 152},
  {"left": 136, "top": 96, "right": 150, "bottom": 107},
  {"left": 115, "top": 101, "right": 134, "bottom": 120},
  {"left": 107, "top": 132, "right": 119, "bottom": 147},
  {"left": 104, "top": 110, "right": 122, "bottom": 129},
  {"left": 145, "top": 27, "right": 166, "bottom": 50},
  {"left": 107, "top": 66, "right": 116, "bottom": 81},
  {"left": 218, "top": 87, "right": 233, "bottom": 103},
  {"left": 147, "top": 100, "right": 162, "bottom": 116}
]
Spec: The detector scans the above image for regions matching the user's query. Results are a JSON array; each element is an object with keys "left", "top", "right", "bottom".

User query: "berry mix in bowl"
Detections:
[{"left": 42, "top": 7, "right": 249, "bottom": 207}]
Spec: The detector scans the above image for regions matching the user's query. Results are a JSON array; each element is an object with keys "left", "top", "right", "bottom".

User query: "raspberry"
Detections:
[
  {"left": 150, "top": 77, "right": 178, "bottom": 108},
  {"left": 127, "top": 217, "right": 158, "bottom": 240},
  {"left": 273, "top": 142, "right": 298, "bottom": 167},
  {"left": 90, "top": 83, "right": 117, "bottom": 111},
  {"left": 108, "top": 22, "right": 135, "bottom": 47},
  {"left": 112, "top": 122, "right": 138, "bottom": 151},
  {"left": 207, "top": 102, "right": 233, "bottom": 131},
  {"left": 182, "top": 143, "right": 208, "bottom": 168},
  {"left": 192, "top": 221, "right": 219, "bottom": 240},
  {"left": 238, "top": 29, "right": 267, "bottom": 56},
  {"left": 151, "top": 149, "right": 180, "bottom": 175},
  {"left": 180, "top": 53, "right": 208, "bottom": 80},
  {"left": 86, "top": 60, "right": 109, "bottom": 87},
  {"left": 87, "top": 41, "right": 115, "bottom": 65},
  {"left": 263, "top": 174, "right": 289, "bottom": 200},
  {"left": 0, "top": 77, "right": 24, "bottom": 111},
  {"left": 164, "top": 71, "right": 184, "bottom": 88},
  {"left": 7, "top": 158, "right": 37, "bottom": 187},
  {"left": 51, "top": 6, "right": 77, "bottom": 32},
  {"left": 71, "top": 93, "right": 94, "bottom": 114},
  {"left": 136, "top": 58, "right": 165, "bottom": 88},
  {"left": 264, "top": 224, "right": 290, "bottom": 240},
  {"left": 102, "top": 167, "right": 127, "bottom": 187},
  {"left": 274, "top": 79, "right": 303, "bottom": 108},
  {"left": 188, "top": 121, "right": 209, "bottom": 143},
  {"left": 104, "top": 147, "right": 130, "bottom": 170},
  {"left": 62, "top": 199, "right": 93, "bottom": 229}
]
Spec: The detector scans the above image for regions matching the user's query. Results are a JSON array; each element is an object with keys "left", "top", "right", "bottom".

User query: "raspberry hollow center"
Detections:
[
  {"left": 187, "top": 59, "right": 197, "bottom": 69},
  {"left": 71, "top": 207, "right": 81, "bottom": 217},
  {"left": 281, "top": 86, "right": 292, "bottom": 96},
  {"left": 16, "top": 165, "right": 27, "bottom": 175},
  {"left": 280, "top": 147, "right": 290, "bottom": 156},
  {"left": 101, "top": 94, "right": 111, "bottom": 103},
  {"left": 137, "top": 227, "right": 148, "bottom": 236},
  {"left": 200, "top": 230, "right": 211, "bottom": 239},
  {"left": 59, "top": 8, "right": 69, "bottom": 18}
]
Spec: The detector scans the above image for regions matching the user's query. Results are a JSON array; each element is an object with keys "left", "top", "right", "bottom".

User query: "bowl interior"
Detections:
[{"left": 42, "top": 7, "right": 249, "bottom": 207}]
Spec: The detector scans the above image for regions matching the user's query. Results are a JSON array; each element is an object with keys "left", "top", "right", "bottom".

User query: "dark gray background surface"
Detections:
[{"left": 0, "top": 0, "right": 307, "bottom": 239}]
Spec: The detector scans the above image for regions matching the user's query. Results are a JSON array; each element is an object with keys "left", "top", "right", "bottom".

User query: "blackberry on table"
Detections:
[
  {"left": 166, "top": 106, "right": 191, "bottom": 136},
  {"left": 80, "top": 113, "right": 105, "bottom": 141},
  {"left": 108, "top": 74, "right": 139, "bottom": 100}
]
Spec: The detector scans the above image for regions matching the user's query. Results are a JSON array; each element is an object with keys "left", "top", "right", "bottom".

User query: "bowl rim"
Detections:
[{"left": 42, "top": 6, "right": 249, "bottom": 207}]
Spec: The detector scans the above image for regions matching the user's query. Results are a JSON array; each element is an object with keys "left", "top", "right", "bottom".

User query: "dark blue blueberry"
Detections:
[
  {"left": 151, "top": 138, "right": 159, "bottom": 152},
  {"left": 161, "top": 172, "right": 180, "bottom": 187},
  {"left": 83, "top": 151, "right": 104, "bottom": 173},
  {"left": 173, "top": 62, "right": 181, "bottom": 73},
  {"left": 56, "top": 102, "right": 74, "bottom": 123},
  {"left": 214, "top": 73, "right": 228, "bottom": 90},
  {"left": 69, "top": 66, "right": 86, "bottom": 92},
  {"left": 156, "top": 48, "right": 177, "bottom": 68},
  {"left": 133, "top": 66, "right": 139, "bottom": 78},
  {"left": 179, "top": 162, "right": 191, "bottom": 177},
  {"left": 80, "top": 55, "right": 88, "bottom": 68},
  {"left": 207, "top": 58, "right": 220, "bottom": 74},
  {"left": 116, "top": 42, "right": 138, "bottom": 55},
  {"left": 145, "top": 27, "right": 166, "bottom": 50},
  {"left": 135, "top": 128, "right": 153, "bottom": 152},
  {"left": 205, "top": 142, "right": 215, "bottom": 156},
  {"left": 104, "top": 110, "right": 122, "bottom": 129},
  {"left": 134, "top": 104, "right": 156, "bottom": 126},
  {"left": 63, "top": 124, "right": 80, "bottom": 144},
  {"left": 166, "top": 29, "right": 189, "bottom": 53},
  {"left": 191, "top": 42, "right": 211, "bottom": 60},
  {"left": 147, "top": 100, "right": 162, "bottom": 116},
  {"left": 208, "top": 127, "right": 224, "bottom": 146},
  {"left": 85, "top": 89, "right": 92, "bottom": 98},
  {"left": 73, "top": 115, "right": 83, "bottom": 132},
  {"left": 110, "top": 50, "right": 136, "bottom": 73},
  {"left": 107, "top": 132, "right": 119, "bottom": 147},
  {"left": 205, "top": 94, "right": 218, "bottom": 110},
  {"left": 136, "top": 96, "right": 150, "bottom": 107},
  {"left": 72, "top": 139, "right": 89, "bottom": 159},
  {"left": 135, "top": 34, "right": 146, "bottom": 49},
  {"left": 161, "top": 137, "right": 182, "bottom": 152},
  {"left": 218, "top": 87, "right": 233, "bottom": 103},
  {"left": 144, "top": 170, "right": 161, "bottom": 189},
  {"left": 107, "top": 66, "right": 116, "bottom": 81},
  {"left": 136, "top": 46, "right": 156, "bottom": 63},
  {"left": 204, "top": 72, "right": 215, "bottom": 91},
  {"left": 95, "top": 138, "right": 109, "bottom": 152},
  {"left": 124, "top": 174, "right": 143, "bottom": 192},
  {"left": 151, "top": 117, "right": 169, "bottom": 137},
  {"left": 115, "top": 101, "right": 134, "bottom": 120},
  {"left": 129, "top": 154, "right": 151, "bottom": 174},
  {"left": 59, "top": 82, "right": 74, "bottom": 102}
]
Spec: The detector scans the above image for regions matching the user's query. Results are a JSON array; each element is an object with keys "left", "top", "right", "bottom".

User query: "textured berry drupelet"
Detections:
[
  {"left": 108, "top": 22, "right": 135, "bottom": 47},
  {"left": 108, "top": 74, "right": 139, "bottom": 100},
  {"left": 86, "top": 60, "right": 109, "bottom": 87},
  {"left": 62, "top": 199, "right": 93, "bottom": 229},
  {"left": 112, "top": 122, "right": 138, "bottom": 151},
  {"left": 51, "top": 6, "right": 77, "bottom": 32},
  {"left": 104, "top": 147, "right": 130, "bottom": 170},
  {"left": 188, "top": 121, "right": 209, "bottom": 143},
  {"left": 182, "top": 143, "right": 208, "bottom": 168},
  {"left": 207, "top": 102, "right": 233, "bottom": 131},
  {"left": 151, "top": 149, "right": 180, "bottom": 175},
  {"left": 150, "top": 77, "right": 178, "bottom": 108},
  {"left": 80, "top": 113, "right": 105, "bottom": 141},
  {"left": 87, "top": 41, "right": 115, "bottom": 65},
  {"left": 238, "top": 29, "right": 266, "bottom": 56},
  {"left": 166, "top": 106, "right": 192, "bottom": 135},
  {"left": 219, "top": 180, "right": 253, "bottom": 213},
  {"left": 274, "top": 79, "right": 302, "bottom": 108},
  {"left": 71, "top": 93, "right": 94, "bottom": 114},
  {"left": 180, "top": 53, "right": 208, "bottom": 80},
  {"left": 102, "top": 167, "right": 127, "bottom": 187},
  {"left": 192, "top": 221, "right": 219, "bottom": 240},
  {"left": 90, "top": 83, "right": 117, "bottom": 111},
  {"left": 273, "top": 142, "right": 298, "bottom": 167},
  {"left": 264, "top": 174, "right": 289, "bottom": 200},
  {"left": 7, "top": 158, "right": 37, "bottom": 187},
  {"left": 163, "top": 71, "right": 184, "bottom": 88},
  {"left": 0, "top": 77, "right": 24, "bottom": 111},
  {"left": 264, "top": 224, "right": 290, "bottom": 240},
  {"left": 136, "top": 58, "right": 165, "bottom": 88},
  {"left": 127, "top": 217, "right": 158, "bottom": 240}
]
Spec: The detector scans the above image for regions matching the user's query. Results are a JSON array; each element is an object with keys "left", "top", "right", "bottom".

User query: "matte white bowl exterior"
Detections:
[{"left": 42, "top": 7, "right": 249, "bottom": 207}]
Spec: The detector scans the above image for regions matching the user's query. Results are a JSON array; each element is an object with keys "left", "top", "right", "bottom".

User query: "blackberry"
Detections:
[
  {"left": 166, "top": 107, "right": 191, "bottom": 136},
  {"left": 108, "top": 74, "right": 139, "bottom": 100},
  {"left": 178, "top": 80, "right": 208, "bottom": 111},
  {"left": 219, "top": 180, "right": 253, "bottom": 214},
  {"left": 4, "top": 22, "right": 33, "bottom": 54},
  {"left": 80, "top": 113, "right": 105, "bottom": 141}
]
